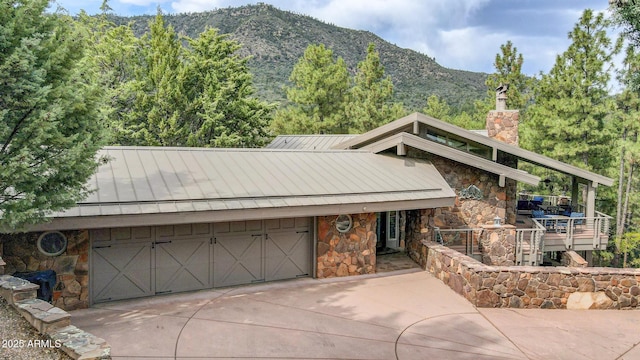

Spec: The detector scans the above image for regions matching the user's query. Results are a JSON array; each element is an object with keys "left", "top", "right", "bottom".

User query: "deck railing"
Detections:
[
  {"left": 516, "top": 220, "right": 546, "bottom": 266},
  {"left": 433, "top": 227, "right": 483, "bottom": 260},
  {"left": 534, "top": 212, "right": 611, "bottom": 251},
  {"left": 435, "top": 211, "right": 612, "bottom": 267}
]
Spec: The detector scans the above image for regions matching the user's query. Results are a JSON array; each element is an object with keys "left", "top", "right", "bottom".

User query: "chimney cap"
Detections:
[{"left": 496, "top": 83, "right": 508, "bottom": 110}]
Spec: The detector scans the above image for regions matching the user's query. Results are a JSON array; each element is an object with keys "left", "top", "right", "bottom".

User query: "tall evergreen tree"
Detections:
[
  {"left": 76, "top": 9, "right": 140, "bottom": 145},
  {"left": 0, "top": 0, "right": 105, "bottom": 229},
  {"left": 182, "top": 28, "right": 274, "bottom": 147},
  {"left": 609, "top": 45, "right": 640, "bottom": 261},
  {"left": 521, "top": 9, "right": 621, "bottom": 172},
  {"left": 423, "top": 94, "right": 452, "bottom": 121},
  {"left": 346, "top": 43, "right": 404, "bottom": 133},
  {"left": 271, "top": 44, "right": 350, "bottom": 134},
  {"left": 132, "top": 10, "right": 186, "bottom": 146},
  {"left": 471, "top": 41, "right": 531, "bottom": 129},
  {"left": 486, "top": 41, "right": 530, "bottom": 110},
  {"left": 81, "top": 9, "right": 272, "bottom": 147}
]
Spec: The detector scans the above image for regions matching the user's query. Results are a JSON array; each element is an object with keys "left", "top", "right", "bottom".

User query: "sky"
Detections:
[{"left": 53, "top": 0, "right": 613, "bottom": 76}]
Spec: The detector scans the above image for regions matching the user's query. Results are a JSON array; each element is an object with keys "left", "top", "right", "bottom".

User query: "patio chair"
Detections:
[
  {"left": 570, "top": 212, "right": 585, "bottom": 232},
  {"left": 532, "top": 210, "right": 545, "bottom": 218},
  {"left": 531, "top": 196, "right": 544, "bottom": 209},
  {"left": 561, "top": 205, "right": 572, "bottom": 217}
]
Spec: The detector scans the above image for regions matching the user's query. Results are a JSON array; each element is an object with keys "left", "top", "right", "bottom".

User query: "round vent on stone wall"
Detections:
[
  {"left": 335, "top": 214, "right": 353, "bottom": 233},
  {"left": 37, "top": 231, "right": 68, "bottom": 257}
]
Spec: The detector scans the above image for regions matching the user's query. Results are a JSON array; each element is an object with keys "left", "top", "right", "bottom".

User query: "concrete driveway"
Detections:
[{"left": 71, "top": 269, "right": 640, "bottom": 359}]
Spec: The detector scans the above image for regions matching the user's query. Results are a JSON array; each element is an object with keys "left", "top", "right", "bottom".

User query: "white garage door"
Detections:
[{"left": 91, "top": 218, "right": 311, "bottom": 303}]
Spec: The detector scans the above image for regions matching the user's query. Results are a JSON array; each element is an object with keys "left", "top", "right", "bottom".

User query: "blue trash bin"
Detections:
[{"left": 13, "top": 270, "right": 57, "bottom": 302}]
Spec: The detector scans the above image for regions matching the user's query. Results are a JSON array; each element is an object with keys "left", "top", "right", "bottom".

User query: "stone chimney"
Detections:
[{"left": 486, "top": 84, "right": 519, "bottom": 146}]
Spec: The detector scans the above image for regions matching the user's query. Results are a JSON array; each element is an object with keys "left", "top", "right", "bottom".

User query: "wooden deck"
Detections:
[
  {"left": 516, "top": 214, "right": 610, "bottom": 252},
  {"left": 543, "top": 229, "right": 608, "bottom": 251}
]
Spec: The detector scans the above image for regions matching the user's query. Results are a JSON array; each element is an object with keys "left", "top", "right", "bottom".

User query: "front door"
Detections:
[{"left": 376, "top": 211, "right": 399, "bottom": 252}]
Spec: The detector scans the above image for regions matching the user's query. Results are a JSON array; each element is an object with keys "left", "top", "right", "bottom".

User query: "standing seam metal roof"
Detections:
[
  {"left": 333, "top": 112, "right": 614, "bottom": 186},
  {"left": 266, "top": 134, "right": 358, "bottom": 150},
  {"left": 51, "top": 147, "right": 455, "bottom": 219}
]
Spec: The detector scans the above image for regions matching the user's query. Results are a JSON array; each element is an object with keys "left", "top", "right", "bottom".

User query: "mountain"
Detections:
[{"left": 110, "top": 3, "right": 489, "bottom": 110}]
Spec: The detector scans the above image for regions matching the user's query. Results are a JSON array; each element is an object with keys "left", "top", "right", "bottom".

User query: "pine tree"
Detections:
[
  {"left": 485, "top": 41, "right": 530, "bottom": 110},
  {"left": 609, "top": 45, "right": 640, "bottom": 262},
  {"left": 81, "top": 10, "right": 272, "bottom": 147},
  {"left": 423, "top": 94, "right": 452, "bottom": 121},
  {"left": 346, "top": 43, "right": 405, "bottom": 133},
  {"left": 0, "top": 0, "right": 105, "bottom": 229},
  {"left": 470, "top": 41, "right": 531, "bottom": 129},
  {"left": 521, "top": 9, "right": 621, "bottom": 172},
  {"left": 76, "top": 9, "right": 140, "bottom": 145},
  {"left": 182, "top": 28, "right": 274, "bottom": 147},
  {"left": 132, "top": 10, "right": 187, "bottom": 146},
  {"left": 272, "top": 44, "right": 350, "bottom": 134}
]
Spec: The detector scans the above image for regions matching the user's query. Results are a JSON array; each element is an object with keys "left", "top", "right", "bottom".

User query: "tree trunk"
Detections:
[
  {"left": 620, "top": 163, "right": 635, "bottom": 268},
  {"left": 616, "top": 129, "right": 627, "bottom": 239},
  {"left": 622, "top": 163, "right": 635, "bottom": 231}
]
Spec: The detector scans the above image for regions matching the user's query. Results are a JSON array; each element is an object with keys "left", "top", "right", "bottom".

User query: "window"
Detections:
[
  {"left": 423, "top": 127, "right": 491, "bottom": 159},
  {"left": 387, "top": 211, "right": 398, "bottom": 241},
  {"left": 37, "top": 231, "right": 67, "bottom": 257}
]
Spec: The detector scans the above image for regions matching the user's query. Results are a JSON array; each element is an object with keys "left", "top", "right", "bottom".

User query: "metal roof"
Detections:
[
  {"left": 362, "top": 132, "right": 540, "bottom": 186},
  {"left": 333, "top": 112, "right": 614, "bottom": 187},
  {"left": 266, "top": 134, "right": 358, "bottom": 150},
  {"left": 34, "top": 146, "right": 455, "bottom": 230}
]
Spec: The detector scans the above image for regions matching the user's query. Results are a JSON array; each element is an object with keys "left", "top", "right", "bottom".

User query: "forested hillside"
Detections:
[{"left": 109, "top": 3, "right": 488, "bottom": 110}]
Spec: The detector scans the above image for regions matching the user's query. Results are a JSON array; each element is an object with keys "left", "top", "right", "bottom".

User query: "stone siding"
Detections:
[
  {"left": 486, "top": 110, "right": 519, "bottom": 146},
  {"left": 317, "top": 213, "right": 377, "bottom": 278},
  {"left": 1, "top": 231, "right": 89, "bottom": 310},
  {"left": 417, "top": 240, "right": 640, "bottom": 309},
  {"left": 480, "top": 225, "right": 516, "bottom": 266},
  {"left": 406, "top": 209, "right": 432, "bottom": 268},
  {"left": 404, "top": 155, "right": 517, "bottom": 268},
  {"left": 428, "top": 153, "right": 515, "bottom": 227}
]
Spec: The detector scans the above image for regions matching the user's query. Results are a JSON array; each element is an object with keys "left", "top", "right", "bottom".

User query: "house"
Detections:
[{"left": 0, "top": 97, "right": 614, "bottom": 310}]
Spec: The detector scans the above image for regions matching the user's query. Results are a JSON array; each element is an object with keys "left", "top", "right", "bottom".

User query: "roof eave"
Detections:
[
  {"left": 25, "top": 196, "right": 456, "bottom": 232},
  {"left": 362, "top": 132, "right": 540, "bottom": 186}
]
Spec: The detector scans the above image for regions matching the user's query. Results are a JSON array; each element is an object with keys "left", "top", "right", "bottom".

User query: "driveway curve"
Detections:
[{"left": 71, "top": 269, "right": 640, "bottom": 359}]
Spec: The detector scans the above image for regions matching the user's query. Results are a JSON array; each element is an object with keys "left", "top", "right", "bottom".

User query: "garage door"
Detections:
[
  {"left": 155, "top": 224, "right": 213, "bottom": 294},
  {"left": 91, "top": 227, "right": 154, "bottom": 303},
  {"left": 213, "top": 218, "right": 312, "bottom": 286},
  {"left": 265, "top": 218, "right": 311, "bottom": 281},
  {"left": 91, "top": 218, "right": 311, "bottom": 303}
]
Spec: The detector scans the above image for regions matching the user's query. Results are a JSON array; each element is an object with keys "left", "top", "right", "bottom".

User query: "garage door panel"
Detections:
[
  {"left": 214, "top": 235, "right": 263, "bottom": 287},
  {"left": 155, "top": 238, "right": 212, "bottom": 294},
  {"left": 265, "top": 230, "right": 311, "bottom": 281},
  {"left": 92, "top": 243, "right": 153, "bottom": 303}
]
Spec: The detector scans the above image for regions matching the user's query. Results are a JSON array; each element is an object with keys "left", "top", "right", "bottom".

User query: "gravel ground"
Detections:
[{"left": 0, "top": 298, "right": 72, "bottom": 360}]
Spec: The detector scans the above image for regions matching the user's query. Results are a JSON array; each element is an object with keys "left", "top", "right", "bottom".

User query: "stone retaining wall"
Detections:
[
  {"left": 0, "top": 275, "right": 110, "bottom": 359},
  {"left": 1, "top": 231, "right": 89, "bottom": 310},
  {"left": 316, "top": 213, "right": 377, "bottom": 278},
  {"left": 415, "top": 240, "right": 640, "bottom": 309}
]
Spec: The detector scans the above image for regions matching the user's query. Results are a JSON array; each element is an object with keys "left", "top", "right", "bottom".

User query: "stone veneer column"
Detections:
[
  {"left": 486, "top": 110, "right": 519, "bottom": 146},
  {"left": 480, "top": 224, "right": 516, "bottom": 266},
  {"left": 316, "top": 213, "right": 377, "bottom": 278}
]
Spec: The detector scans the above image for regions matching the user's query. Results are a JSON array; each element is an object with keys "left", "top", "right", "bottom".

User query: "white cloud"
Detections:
[
  {"left": 120, "top": 0, "right": 171, "bottom": 6},
  {"left": 171, "top": 0, "right": 226, "bottom": 13},
  {"left": 55, "top": 0, "right": 615, "bottom": 75}
]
